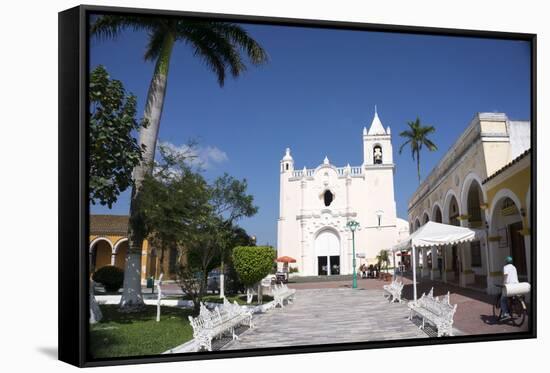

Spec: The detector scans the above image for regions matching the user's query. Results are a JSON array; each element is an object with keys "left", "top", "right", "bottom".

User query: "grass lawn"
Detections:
[{"left": 90, "top": 305, "right": 193, "bottom": 358}]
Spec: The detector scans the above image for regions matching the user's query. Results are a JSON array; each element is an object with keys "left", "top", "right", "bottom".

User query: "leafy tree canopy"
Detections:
[
  {"left": 232, "top": 246, "right": 276, "bottom": 286},
  {"left": 136, "top": 144, "right": 211, "bottom": 261},
  {"left": 89, "top": 65, "right": 147, "bottom": 208}
]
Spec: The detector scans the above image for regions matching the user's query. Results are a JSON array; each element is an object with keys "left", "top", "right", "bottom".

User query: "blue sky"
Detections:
[{"left": 90, "top": 21, "right": 531, "bottom": 246}]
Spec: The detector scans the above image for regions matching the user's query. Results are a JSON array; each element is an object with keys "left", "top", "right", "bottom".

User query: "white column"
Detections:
[
  {"left": 393, "top": 251, "right": 397, "bottom": 276},
  {"left": 412, "top": 246, "right": 418, "bottom": 301},
  {"left": 111, "top": 253, "right": 116, "bottom": 266},
  {"left": 421, "top": 248, "right": 429, "bottom": 278},
  {"left": 483, "top": 229, "right": 491, "bottom": 294},
  {"left": 442, "top": 246, "right": 449, "bottom": 283},
  {"left": 430, "top": 247, "right": 437, "bottom": 280}
]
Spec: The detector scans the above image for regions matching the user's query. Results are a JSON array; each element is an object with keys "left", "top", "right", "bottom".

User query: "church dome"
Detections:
[{"left": 368, "top": 107, "right": 387, "bottom": 135}]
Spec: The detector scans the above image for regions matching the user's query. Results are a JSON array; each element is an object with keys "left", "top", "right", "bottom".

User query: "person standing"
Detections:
[{"left": 500, "top": 256, "right": 519, "bottom": 319}]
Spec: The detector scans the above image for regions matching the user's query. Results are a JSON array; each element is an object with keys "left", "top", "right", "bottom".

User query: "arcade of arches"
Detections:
[
  {"left": 89, "top": 215, "right": 182, "bottom": 283},
  {"left": 409, "top": 150, "right": 531, "bottom": 295}
]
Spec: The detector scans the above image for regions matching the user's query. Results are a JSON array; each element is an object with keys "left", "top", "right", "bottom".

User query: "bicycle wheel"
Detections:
[
  {"left": 510, "top": 298, "right": 526, "bottom": 327},
  {"left": 492, "top": 294, "right": 502, "bottom": 320}
]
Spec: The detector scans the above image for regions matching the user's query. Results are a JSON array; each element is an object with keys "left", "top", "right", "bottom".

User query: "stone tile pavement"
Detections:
[{"left": 221, "top": 288, "right": 443, "bottom": 350}]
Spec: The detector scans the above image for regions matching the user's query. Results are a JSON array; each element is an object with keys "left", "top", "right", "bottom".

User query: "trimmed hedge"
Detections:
[
  {"left": 93, "top": 265, "right": 124, "bottom": 292},
  {"left": 232, "top": 246, "right": 276, "bottom": 286}
]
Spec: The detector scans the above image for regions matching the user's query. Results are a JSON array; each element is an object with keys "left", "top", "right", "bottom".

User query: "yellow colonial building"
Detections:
[
  {"left": 89, "top": 214, "right": 181, "bottom": 283},
  {"left": 407, "top": 112, "right": 531, "bottom": 294},
  {"left": 483, "top": 149, "right": 531, "bottom": 289}
]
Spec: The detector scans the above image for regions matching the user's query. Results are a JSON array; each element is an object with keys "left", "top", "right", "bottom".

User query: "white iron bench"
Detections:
[
  {"left": 407, "top": 288, "right": 457, "bottom": 337},
  {"left": 272, "top": 283, "right": 296, "bottom": 308},
  {"left": 383, "top": 279, "right": 404, "bottom": 303},
  {"left": 188, "top": 299, "right": 253, "bottom": 351}
]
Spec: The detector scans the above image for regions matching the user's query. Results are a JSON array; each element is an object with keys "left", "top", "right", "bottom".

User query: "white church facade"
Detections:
[{"left": 277, "top": 109, "right": 409, "bottom": 276}]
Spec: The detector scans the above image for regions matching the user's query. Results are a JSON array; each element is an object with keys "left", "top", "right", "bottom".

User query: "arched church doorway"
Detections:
[{"left": 314, "top": 229, "right": 341, "bottom": 276}]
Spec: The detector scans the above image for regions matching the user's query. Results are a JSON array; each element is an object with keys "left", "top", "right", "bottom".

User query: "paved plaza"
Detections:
[
  {"left": 153, "top": 274, "right": 529, "bottom": 352},
  {"left": 221, "top": 288, "right": 435, "bottom": 350}
]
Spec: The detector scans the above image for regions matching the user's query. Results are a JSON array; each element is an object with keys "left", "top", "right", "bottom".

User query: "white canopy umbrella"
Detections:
[{"left": 391, "top": 221, "right": 476, "bottom": 302}]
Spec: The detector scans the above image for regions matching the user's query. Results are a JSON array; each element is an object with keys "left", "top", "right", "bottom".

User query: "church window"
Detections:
[
  {"left": 285, "top": 164, "right": 289, "bottom": 170},
  {"left": 323, "top": 190, "right": 333, "bottom": 207},
  {"left": 373, "top": 145, "right": 383, "bottom": 164}
]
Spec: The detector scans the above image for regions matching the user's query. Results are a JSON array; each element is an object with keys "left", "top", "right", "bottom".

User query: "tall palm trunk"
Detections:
[
  {"left": 120, "top": 32, "right": 175, "bottom": 311},
  {"left": 416, "top": 150, "right": 421, "bottom": 183}
]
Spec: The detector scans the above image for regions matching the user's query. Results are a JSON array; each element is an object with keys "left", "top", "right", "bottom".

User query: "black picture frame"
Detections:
[{"left": 59, "top": 4, "right": 537, "bottom": 368}]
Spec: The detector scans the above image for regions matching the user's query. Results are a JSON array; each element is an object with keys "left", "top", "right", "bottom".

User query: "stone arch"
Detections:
[
  {"left": 113, "top": 238, "right": 128, "bottom": 254},
  {"left": 488, "top": 188, "right": 523, "bottom": 233},
  {"left": 414, "top": 218, "right": 421, "bottom": 231},
  {"left": 89, "top": 236, "right": 113, "bottom": 253},
  {"left": 464, "top": 179, "right": 486, "bottom": 228},
  {"left": 89, "top": 237, "right": 113, "bottom": 273},
  {"left": 443, "top": 189, "right": 461, "bottom": 225},
  {"left": 488, "top": 189, "right": 527, "bottom": 279},
  {"left": 460, "top": 172, "right": 487, "bottom": 214},
  {"left": 422, "top": 211, "right": 430, "bottom": 225},
  {"left": 432, "top": 203, "right": 443, "bottom": 223},
  {"left": 113, "top": 238, "right": 128, "bottom": 270}
]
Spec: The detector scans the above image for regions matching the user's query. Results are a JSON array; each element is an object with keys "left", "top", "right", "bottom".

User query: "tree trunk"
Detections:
[
  {"left": 89, "top": 281, "right": 102, "bottom": 324},
  {"left": 246, "top": 287, "right": 254, "bottom": 304},
  {"left": 119, "top": 32, "right": 176, "bottom": 312},
  {"left": 257, "top": 282, "right": 263, "bottom": 304},
  {"left": 417, "top": 151, "right": 421, "bottom": 183}
]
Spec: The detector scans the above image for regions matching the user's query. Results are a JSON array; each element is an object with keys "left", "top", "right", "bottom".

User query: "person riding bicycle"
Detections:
[{"left": 500, "top": 256, "right": 519, "bottom": 319}]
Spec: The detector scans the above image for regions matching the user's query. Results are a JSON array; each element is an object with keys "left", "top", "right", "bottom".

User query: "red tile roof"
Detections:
[{"left": 90, "top": 214, "right": 129, "bottom": 236}]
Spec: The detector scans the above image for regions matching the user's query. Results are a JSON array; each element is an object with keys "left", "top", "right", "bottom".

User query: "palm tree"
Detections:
[
  {"left": 376, "top": 249, "right": 391, "bottom": 274},
  {"left": 91, "top": 16, "right": 268, "bottom": 311},
  {"left": 398, "top": 117, "right": 438, "bottom": 183}
]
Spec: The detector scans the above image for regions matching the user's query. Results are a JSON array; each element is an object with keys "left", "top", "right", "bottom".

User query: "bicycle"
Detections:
[{"left": 492, "top": 284, "right": 527, "bottom": 327}]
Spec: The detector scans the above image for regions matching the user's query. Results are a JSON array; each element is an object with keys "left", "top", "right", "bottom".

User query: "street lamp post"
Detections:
[{"left": 346, "top": 220, "right": 360, "bottom": 289}]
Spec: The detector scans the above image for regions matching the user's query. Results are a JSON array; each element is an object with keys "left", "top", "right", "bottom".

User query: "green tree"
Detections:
[
  {"left": 224, "top": 226, "right": 256, "bottom": 294},
  {"left": 89, "top": 65, "right": 146, "bottom": 208},
  {"left": 232, "top": 246, "right": 276, "bottom": 304},
  {"left": 398, "top": 117, "right": 438, "bottom": 183},
  {"left": 91, "top": 16, "right": 268, "bottom": 310},
  {"left": 376, "top": 249, "right": 391, "bottom": 274},
  {"left": 177, "top": 218, "right": 225, "bottom": 315},
  {"left": 137, "top": 144, "right": 211, "bottom": 279},
  {"left": 210, "top": 174, "right": 258, "bottom": 298}
]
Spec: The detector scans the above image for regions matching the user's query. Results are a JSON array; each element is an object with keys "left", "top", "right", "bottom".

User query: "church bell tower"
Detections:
[{"left": 363, "top": 106, "right": 394, "bottom": 167}]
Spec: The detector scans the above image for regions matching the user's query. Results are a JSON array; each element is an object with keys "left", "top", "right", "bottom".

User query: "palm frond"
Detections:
[
  {"left": 398, "top": 139, "right": 411, "bottom": 154},
  {"left": 143, "top": 29, "right": 167, "bottom": 61},
  {"left": 176, "top": 22, "right": 251, "bottom": 85},
  {"left": 423, "top": 138, "right": 438, "bottom": 151},
  {"left": 90, "top": 15, "right": 161, "bottom": 40},
  {"left": 208, "top": 23, "right": 269, "bottom": 65}
]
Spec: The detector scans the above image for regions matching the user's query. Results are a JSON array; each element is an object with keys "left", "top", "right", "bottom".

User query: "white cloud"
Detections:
[{"left": 158, "top": 141, "right": 228, "bottom": 170}]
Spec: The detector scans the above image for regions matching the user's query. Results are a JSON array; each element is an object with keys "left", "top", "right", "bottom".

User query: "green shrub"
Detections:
[
  {"left": 232, "top": 246, "right": 276, "bottom": 287},
  {"left": 93, "top": 265, "right": 124, "bottom": 292},
  {"left": 289, "top": 266, "right": 299, "bottom": 273}
]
